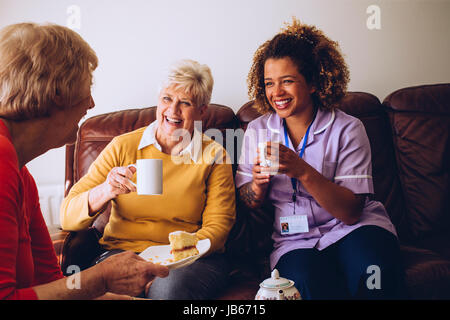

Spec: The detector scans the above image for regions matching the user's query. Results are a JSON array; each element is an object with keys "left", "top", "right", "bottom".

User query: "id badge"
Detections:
[{"left": 280, "top": 215, "right": 309, "bottom": 235}]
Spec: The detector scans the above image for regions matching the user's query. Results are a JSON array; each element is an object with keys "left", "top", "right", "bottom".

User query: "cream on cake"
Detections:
[{"left": 168, "top": 231, "right": 199, "bottom": 261}]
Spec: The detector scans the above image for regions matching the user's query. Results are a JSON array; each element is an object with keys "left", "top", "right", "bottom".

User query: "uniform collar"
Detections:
[
  {"left": 266, "top": 107, "right": 335, "bottom": 148},
  {"left": 138, "top": 120, "right": 202, "bottom": 163}
]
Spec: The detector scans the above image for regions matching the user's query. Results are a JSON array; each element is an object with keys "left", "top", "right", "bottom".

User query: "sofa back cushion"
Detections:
[
  {"left": 65, "top": 104, "right": 238, "bottom": 196},
  {"left": 383, "top": 84, "right": 450, "bottom": 241},
  {"left": 337, "top": 92, "right": 406, "bottom": 237}
]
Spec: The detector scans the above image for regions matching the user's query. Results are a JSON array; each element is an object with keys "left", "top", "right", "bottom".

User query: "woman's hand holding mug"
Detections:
[
  {"left": 87, "top": 160, "right": 162, "bottom": 216},
  {"left": 104, "top": 165, "right": 137, "bottom": 198}
]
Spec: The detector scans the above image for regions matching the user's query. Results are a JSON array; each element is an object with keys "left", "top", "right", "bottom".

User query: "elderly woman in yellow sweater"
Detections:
[{"left": 60, "top": 59, "right": 236, "bottom": 299}]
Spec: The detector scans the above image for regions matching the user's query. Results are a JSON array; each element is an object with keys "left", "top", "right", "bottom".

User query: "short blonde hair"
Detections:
[
  {"left": 161, "top": 59, "right": 214, "bottom": 107},
  {"left": 0, "top": 23, "right": 98, "bottom": 120}
]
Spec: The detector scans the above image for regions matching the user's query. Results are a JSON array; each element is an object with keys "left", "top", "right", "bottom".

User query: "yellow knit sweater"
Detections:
[{"left": 60, "top": 126, "right": 236, "bottom": 254}]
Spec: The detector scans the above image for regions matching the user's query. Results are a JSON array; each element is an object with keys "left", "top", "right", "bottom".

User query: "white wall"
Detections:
[{"left": 1, "top": 0, "right": 449, "bottom": 192}]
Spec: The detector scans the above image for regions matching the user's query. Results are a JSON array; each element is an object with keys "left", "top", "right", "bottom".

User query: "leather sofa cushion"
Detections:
[
  {"left": 337, "top": 92, "right": 405, "bottom": 236},
  {"left": 383, "top": 84, "right": 450, "bottom": 241},
  {"left": 401, "top": 244, "right": 450, "bottom": 299}
]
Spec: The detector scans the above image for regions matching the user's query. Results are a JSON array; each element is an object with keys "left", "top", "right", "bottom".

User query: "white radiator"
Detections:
[{"left": 38, "top": 184, "right": 65, "bottom": 227}]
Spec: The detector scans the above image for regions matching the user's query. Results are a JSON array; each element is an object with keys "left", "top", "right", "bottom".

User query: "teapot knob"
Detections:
[{"left": 271, "top": 269, "right": 280, "bottom": 279}]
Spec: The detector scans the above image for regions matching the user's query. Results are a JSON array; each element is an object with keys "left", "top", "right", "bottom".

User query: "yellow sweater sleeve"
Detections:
[
  {"left": 196, "top": 146, "right": 236, "bottom": 254},
  {"left": 60, "top": 137, "right": 123, "bottom": 231}
]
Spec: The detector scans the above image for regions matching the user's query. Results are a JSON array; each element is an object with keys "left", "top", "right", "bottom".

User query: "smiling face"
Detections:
[
  {"left": 156, "top": 85, "right": 206, "bottom": 148},
  {"left": 264, "top": 57, "right": 315, "bottom": 120}
]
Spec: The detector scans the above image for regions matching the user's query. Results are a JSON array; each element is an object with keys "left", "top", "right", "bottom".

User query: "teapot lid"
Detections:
[{"left": 260, "top": 269, "right": 294, "bottom": 290}]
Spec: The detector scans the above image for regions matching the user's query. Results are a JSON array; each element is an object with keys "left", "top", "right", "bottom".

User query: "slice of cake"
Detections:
[{"left": 168, "top": 231, "right": 199, "bottom": 261}]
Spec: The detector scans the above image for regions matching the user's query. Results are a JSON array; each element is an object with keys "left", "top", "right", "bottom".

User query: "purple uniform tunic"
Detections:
[{"left": 235, "top": 107, "right": 397, "bottom": 269}]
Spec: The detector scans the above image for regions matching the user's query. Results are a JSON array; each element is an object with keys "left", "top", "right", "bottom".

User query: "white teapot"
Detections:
[{"left": 255, "top": 269, "right": 302, "bottom": 300}]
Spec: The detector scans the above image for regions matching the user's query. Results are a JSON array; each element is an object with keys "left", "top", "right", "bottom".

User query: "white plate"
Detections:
[{"left": 139, "top": 238, "right": 211, "bottom": 270}]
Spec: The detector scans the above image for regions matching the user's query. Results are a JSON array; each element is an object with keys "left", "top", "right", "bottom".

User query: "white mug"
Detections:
[{"left": 128, "top": 159, "right": 163, "bottom": 195}]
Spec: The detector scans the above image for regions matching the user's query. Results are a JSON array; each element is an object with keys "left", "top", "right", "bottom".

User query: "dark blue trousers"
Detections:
[{"left": 274, "top": 225, "right": 405, "bottom": 299}]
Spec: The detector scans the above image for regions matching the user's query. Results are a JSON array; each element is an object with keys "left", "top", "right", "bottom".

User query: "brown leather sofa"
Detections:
[{"left": 52, "top": 84, "right": 450, "bottom": 299}]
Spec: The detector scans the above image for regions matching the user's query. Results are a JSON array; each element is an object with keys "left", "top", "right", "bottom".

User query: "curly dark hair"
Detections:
[{"left": 247, "top": 18, "right": 350, "bottom": 114}]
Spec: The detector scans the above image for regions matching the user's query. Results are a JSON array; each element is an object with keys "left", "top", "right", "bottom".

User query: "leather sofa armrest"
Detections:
[{"left": 48, "top": 226, "right": 70, "bottom": 269}]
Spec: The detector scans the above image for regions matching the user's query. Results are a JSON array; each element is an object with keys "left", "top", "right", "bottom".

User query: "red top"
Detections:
[{"left": 0, "top": 120, "right": 64, "bottom": 299}]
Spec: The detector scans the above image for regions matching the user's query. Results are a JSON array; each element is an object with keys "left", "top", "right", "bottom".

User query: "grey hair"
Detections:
[{"left": 160, "top": 59, "right": 214, "bottom": 107}]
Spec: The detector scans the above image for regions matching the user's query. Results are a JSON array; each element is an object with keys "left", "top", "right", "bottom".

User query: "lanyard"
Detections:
[{"left": 283, "top": 111, "right": 316, "bottom": 207}]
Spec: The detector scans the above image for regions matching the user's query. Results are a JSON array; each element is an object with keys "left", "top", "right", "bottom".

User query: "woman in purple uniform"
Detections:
[{"left": 235, "top": 18, "right": 404, "bottom": 299}]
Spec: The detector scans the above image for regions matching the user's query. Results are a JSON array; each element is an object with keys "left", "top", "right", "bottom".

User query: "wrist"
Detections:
[
  {"left": 88, "top": 183, "right": 113, "bottom": 216},
  {"left": 239, "top": 182, "right": 265, "bottom": 209},
  {"left": 295, "top": 164, "right": 316, "bottom": 185},
  {"left": 251, "top": 180, "right": 267, "bottom": 196},
  {"left": 93, "top": 261, "right": 109, "bottom": 296}
]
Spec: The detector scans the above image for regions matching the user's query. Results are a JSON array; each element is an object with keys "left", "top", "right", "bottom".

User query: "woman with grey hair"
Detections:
[
  {"left": 61, "top": 59, "right": 236, "bottom": 299},
  {"left": 0, "top": 22, "right": 168, "bottom": 300}
]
